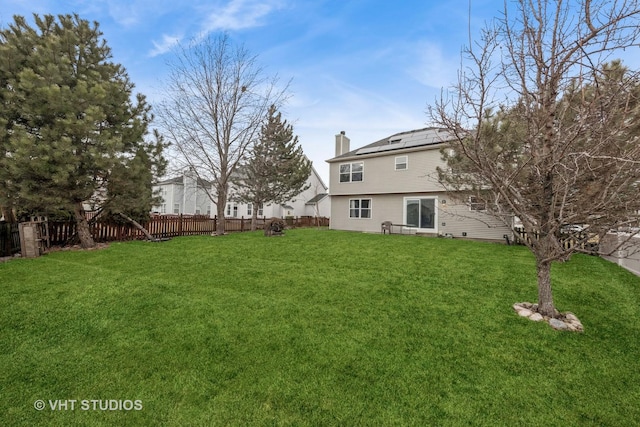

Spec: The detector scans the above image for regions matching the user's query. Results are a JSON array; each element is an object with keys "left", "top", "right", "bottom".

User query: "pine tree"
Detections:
[
  {"left": 232, "top": 105, "right": 312, "bottom": 230},
  {"left": 0, "top": 14, "right": 164, "bottom": 248},
  {"left": 101, "top": 131, "right": 167, "bottom": 224}
]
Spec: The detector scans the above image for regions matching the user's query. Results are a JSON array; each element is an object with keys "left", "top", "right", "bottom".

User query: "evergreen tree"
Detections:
[
  {"left": 0, "top": 14, "right": 163, "bottom": 247},
  {"left": 232, "top": 105, "right": 312, "bottom": 230},
  {"left": 101, "top": 130, "right": 167, "bottom": 224}
]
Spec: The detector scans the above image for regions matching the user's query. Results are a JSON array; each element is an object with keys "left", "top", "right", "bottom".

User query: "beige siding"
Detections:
[
  {"left": 329, "top": 147, "right": 446, "bottom": 195},
  {"left": 330, "top": 193, "right": 510, "bottom": 241},
  {"left": 439, "top": 196, "right": 511, "bottom": 241},
  {"left": 601, "top": 233, "right": 640, "bottom": 276},
  {"left": 330, "top": 194, "right": 405, "bottom": 233}
]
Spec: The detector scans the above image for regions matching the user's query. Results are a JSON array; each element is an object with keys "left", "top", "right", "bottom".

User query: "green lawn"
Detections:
[{"left": 1, "top": 229, "right": 639, "bottom": 426}]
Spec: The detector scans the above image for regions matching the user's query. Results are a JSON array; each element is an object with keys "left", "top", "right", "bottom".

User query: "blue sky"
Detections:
[{"left": 1, "top": 0, "right": 505, "bottom": 184}]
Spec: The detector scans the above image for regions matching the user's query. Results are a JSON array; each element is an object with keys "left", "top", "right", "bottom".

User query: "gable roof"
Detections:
[
  {"left": 305, "top": 193, "right": 328, "bottom": 204},
  {"left": 156, "top": 175, "right": 213, "bottom": 187},
  {"left": 157, "top": 176, "right": 183, "bottom": 185},
  {"left": 327, "top": 127, "right": 454, "bottom": 162}
]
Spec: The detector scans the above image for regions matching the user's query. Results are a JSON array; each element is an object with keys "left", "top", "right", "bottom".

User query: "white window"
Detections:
[
  {"left": 349, "top": 199, "right": 371, "bottom": 219},
  {"left": 395, "top": 156, "right": 408, "bottom": 170},
  {"left": 404, "top": 198, "right": 436, "bottom": 230},
  {"left": 196, "top": 208, "right": 201, "bottom": 215},
  {"left": 339, "top": 162, "right": 364, "bottom": 183},
  {"left": 247, "top": 203, "right": 253, "bottom": 216},
  {"left": 258, "top": 204, "right": 264, "bottom": 216},
  {"left": 173, "top": 203, "right": 180, "bottom": 214},
  {"left": 469, "top": 196, "right": 486, "bottom": 211},
  {"left": 232, "top": 204, "right": 238, "bottom": 218},
  {"left": 226, "top": 203, "right": 231, "bottom": 216},
  {"left": 161, "top": 204, "right": 166, "bottom": 214}
]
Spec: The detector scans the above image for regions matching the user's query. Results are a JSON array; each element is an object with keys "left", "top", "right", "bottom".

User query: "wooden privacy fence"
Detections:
[
  {"left": 0, "top": 222, "right": 21, "bottom": 257},
  {"left": 46, "top": 215, "right": 330, "bottom": 246},
  {"left": 512, "top": 227, "right": 598, "bottom": 251}
]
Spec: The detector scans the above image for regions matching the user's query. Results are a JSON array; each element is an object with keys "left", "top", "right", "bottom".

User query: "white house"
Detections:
[
  {"left": 152, "top": 169, "right": 213, "bottom": 215},
  {"left": 326, "top": 128, "right": 511, "bottom": 241},
  {"left": 152, "top": 164, "right": 330, "bottom": 219}
]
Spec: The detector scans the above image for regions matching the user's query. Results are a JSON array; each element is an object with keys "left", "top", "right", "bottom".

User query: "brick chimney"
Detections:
[{"left": 335, "top": 131, "right": 350, "bottom": 156}]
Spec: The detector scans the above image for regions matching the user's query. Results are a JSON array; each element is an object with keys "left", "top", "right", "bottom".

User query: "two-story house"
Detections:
[
  {"left": 153, "top": 169, "right": 213, "bottom": 215},
  {"left": 153, "top": 164, "right": 330, "bottom": 219},
  {"left": 326, "top": 128, "right": 511, "bottom": 240}
]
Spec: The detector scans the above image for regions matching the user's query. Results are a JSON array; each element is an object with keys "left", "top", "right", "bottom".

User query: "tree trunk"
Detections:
[
  {"left": 118, "top": 213, "right": 155, "bottom": 241},
  {"left": 215, "top": 192, "right": 226, "bottom": 235},
  {"left": 73, "top": 201, "right": 96, "bottom": 249},
  {"left": 251, "top": 207, "right": 259, "bottom": 231},
  {"left": 536, "top": 258, "right": 556, "bottom": 317}
]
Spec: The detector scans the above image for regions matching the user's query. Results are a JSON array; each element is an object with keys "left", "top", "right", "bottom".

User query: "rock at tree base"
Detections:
[{"left": 513, "top": 302, "right": 583, "bottom": 332}]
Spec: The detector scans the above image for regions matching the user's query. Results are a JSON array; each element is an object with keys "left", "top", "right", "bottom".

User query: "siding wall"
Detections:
[
  {"left": 330, "top": 193, "right": 510, "bottom": 241},
  {"left": 601, "top": 233, "right": 640, "bottom": 276},
  {"left": 329, "top": 146, "right": 445, "bottom": 196},
  {"left": 327, "top": 143, "right": 512, "bottom": 241}
]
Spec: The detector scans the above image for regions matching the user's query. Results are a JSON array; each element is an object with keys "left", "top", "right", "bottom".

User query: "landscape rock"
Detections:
[
  {"left": 549, "top": 318, "right": 569, "bottom": 330},
  {"left": 517, "top": 308, "right": 533, "bottom": 317},
  {"left": 529, "top": 313, "right": 544, "bottom": 322},
  {"left": 512, "top": 302, "right": 583, "bottom": 332},
  {"left": 565, "top": 313, "right": 579, "bottom": 322}
]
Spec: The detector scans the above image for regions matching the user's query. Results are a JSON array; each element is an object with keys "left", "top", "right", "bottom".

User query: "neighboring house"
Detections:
[
  {"left": 225, "top": 163, "right": 330, "bottom": 219},
  {"left": 152, "top": 164, "right": 330, "bottom": 219},
  {"left": 326, "top": 128, "right": 511, "bottom": 241},
  {"left": 152, "top": 170, "right": 213, "bottom": 215}
]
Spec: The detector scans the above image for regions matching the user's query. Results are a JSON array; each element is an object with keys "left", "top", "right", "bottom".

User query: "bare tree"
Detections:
[
  {"left": 156, "top": 34, "right": 288, "bottom": 235},
  {"left": 430, "top": 0, "right": 640, "bottom": 318}
]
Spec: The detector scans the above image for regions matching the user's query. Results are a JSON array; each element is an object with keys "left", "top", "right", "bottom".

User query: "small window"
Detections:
[
  {"left": 247, "top": 203, "right": 253, "bottom": 216},
  {"left": 349, "top": 199, "right": 371, "bottom": 219},
  {"left": 232, "top": 204, "right": 238, "bottom": 218},
  {"left": 339, "top": 162, "right": 364, "bottom": 183},
  {"left": 258, "top": 204, "right": 264, "bottom": 217},
  {"left": 173, "top": 203, "right": 180, "bottom": 214},
  {"left": 395, "top": 156, "right": 408, "bottom": 171},
  {"left": 195, "top": 208, "right": 201, "bottom": 215},
  {"left": 226, "top": 203, "right": 231, "bottom": 216},
  {"left": 469, "top": 196, "right": 486, "bottom": 211},
  {"left": 161, "top": 204, "right": 166, "bottom": 214}
]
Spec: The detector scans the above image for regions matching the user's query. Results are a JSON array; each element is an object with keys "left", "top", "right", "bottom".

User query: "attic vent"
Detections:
[{"left": 389, "top": 138, "right": 401, "bottom": 144}]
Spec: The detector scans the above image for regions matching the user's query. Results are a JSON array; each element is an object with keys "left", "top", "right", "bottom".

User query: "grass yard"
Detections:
[{"left": 1, "top": 229, "right": 639, "bottom": 426}]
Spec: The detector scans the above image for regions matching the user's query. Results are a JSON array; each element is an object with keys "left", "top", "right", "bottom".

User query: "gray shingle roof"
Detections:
[
  {"left": 328, "top": 127, "right": 454, "bottom": 161},
  {"left": 305, "top": 193, "right": 328, "bottom": 204}
]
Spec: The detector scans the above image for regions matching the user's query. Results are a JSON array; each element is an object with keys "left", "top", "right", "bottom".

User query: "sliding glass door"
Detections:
[{"left": 405, "top": 198, "right": 436, "bottom": 231}]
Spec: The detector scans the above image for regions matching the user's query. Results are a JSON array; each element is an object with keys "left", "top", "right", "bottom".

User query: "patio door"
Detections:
[{"left": 404, "top": 198, "right": 437, "bottom": 232}]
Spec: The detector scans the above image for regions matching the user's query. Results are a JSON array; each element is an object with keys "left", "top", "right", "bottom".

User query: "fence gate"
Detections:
[{"left": 18, "top": 217, "right": 49, "bottom": 258}]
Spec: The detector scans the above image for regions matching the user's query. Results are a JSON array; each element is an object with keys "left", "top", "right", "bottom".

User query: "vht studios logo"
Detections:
[{"left": 34, "top": 399, "right": 143, "bottom": 411}]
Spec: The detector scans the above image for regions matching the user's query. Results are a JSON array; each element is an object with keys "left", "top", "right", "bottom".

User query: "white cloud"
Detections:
[
  {"left": 149, "top": 34, "right": 182, "bottom": 57},
  {"left": 409, "top": 41, "right": 462, "bottom": 90},
  {"left": 102, "top": 0, "right": 189, "bottom": 28},
  {"left": 200, "top": 0, "right": 283, "bottom": 33}
]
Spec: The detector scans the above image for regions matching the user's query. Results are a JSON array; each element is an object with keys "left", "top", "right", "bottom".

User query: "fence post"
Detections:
[
  {"left": 213, "top": 216, "right": 217, "bottom": 234},
  {"left": 178, "top": 214, "right": 183, "bottom": 236}
]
